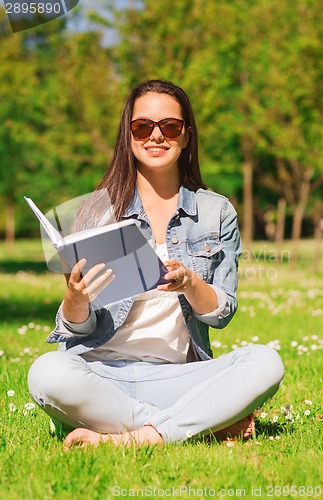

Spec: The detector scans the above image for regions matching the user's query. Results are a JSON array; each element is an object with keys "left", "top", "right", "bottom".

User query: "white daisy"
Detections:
[{"left": 24, "top": 403, "right": 36, "bottom": 411}]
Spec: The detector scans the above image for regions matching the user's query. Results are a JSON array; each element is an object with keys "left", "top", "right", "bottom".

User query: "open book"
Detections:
[{"left": 24, "top": 197, "right": 171, "bottom": 307}]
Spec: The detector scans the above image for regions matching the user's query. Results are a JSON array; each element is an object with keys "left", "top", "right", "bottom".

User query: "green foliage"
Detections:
[
  {"left": 0, "top": 12, "right": 122, "bottom": 236},
  {"left": 0, "top": 0, "right": 322, "bottom": 237},
  {"left": 92, "top": 0, "right": 323, "bottom": 226}
]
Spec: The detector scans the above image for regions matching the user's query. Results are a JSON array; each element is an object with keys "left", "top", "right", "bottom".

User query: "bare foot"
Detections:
[
  {"left": 212, "top": 413, "right": 255, "bottom": 440},
  {"left": 63, "top": 416, "right": 255, "bottom": 450},
  {"left": 64, "top": 428, "right": 104, "bottom": 450},
  {"left": 64, "top": 425, "right": 163, "bottom": 451}
]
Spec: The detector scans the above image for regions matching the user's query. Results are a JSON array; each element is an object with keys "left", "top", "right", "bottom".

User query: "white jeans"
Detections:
[{"left": 28, "top": 345, "right": 284, "bottom": 442}]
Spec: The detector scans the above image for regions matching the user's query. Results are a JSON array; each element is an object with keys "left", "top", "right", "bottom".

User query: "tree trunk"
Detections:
[
  {"left": 275, "top": 198, "right": 286, "bottom": 261},
  {"left": 242, "top": 143, "right": 254, "bottom": 252},
  {"left": 290, "top": 172, "right": 312, "bottom": 265},
  {"left": 5, "top": 194, "right": 15, "bottom": 249},
  {"left": 312, "top": 218, "right": 323, "bottom": 274},
  {"left": 291, "top": 203, "right": 306, "bottom": 244}
]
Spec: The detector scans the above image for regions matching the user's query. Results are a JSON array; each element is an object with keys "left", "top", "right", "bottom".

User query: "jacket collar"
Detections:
[{"left": 123, "top": 185, "right": 197, "bottom": 218}]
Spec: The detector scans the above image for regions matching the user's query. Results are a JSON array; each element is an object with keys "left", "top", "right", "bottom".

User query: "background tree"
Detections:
[
  {"left": 0, "top": 0, "right": 322, "bottom": 257},
  {"left": 106, "top": 0, "right": 323, "bottom": 249},
  {"left": 0, "top": 15, "right": 40, "bottom": 244},
  {"left": 0, "top": 10, "right": 121, "bottom": 240},
  {"left": 252, "top": 0, "right": 323, "bottom": 260}
]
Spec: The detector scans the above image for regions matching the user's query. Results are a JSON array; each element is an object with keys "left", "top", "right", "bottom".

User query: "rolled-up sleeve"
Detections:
[
  {"left": 194, "top": 284, "right": 230, "bottom": 322},
  {"left": 193, "top": 199, "right": 241, "bottom": 328},
  {"left": 46, "top": 302, "right": 97, "bottom": 343},
  {"left": 59, "top": 302, "right": 97, "bottom": 334}
]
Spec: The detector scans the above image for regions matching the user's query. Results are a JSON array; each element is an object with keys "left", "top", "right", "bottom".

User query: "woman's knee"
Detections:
[
  {"left": 28, "top": 351, "right": 78, "bottom": 404},
  {"left": 248, "top": 344, "right": 284, "bottom": 388}
]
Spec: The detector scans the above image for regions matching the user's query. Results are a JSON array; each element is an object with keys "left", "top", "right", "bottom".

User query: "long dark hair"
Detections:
[{"left": 75, "top": 80, "right": 207, "bottom": 229}]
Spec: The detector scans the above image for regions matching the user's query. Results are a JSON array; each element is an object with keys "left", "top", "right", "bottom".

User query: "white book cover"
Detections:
[{"left": 24, "top": 196, "right": 170, "bottom": 307}]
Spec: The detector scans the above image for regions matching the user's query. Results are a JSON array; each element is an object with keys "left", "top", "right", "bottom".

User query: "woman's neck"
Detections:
[
  {"left": 137, "top": 169, "right": 180, "bottom": 244},
  {"left": 137, "top": 169, "right": 180, "bottom": 202}
]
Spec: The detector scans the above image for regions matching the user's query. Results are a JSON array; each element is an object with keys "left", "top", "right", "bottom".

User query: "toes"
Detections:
[
  {"left": 64, "top": 428, "right": 95, "bottom": 450},
  {"left": 213, "top": 413, "right": 256, "bottom": 440},
  {"left": 64, "top": 430, "right": 81, "bottom": 450}
]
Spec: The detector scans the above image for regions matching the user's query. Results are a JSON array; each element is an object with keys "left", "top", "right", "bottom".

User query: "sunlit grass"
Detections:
[{"left": 0, "top": 240, "right": 322, "bottom": 499}]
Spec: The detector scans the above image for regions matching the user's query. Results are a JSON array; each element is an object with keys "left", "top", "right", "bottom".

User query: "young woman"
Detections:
[{"left": 28, "top": 80, "right": 284, "bottom": 449}]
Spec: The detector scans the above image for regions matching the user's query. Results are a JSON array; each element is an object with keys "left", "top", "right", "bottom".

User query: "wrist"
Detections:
[
  {"left": 64, "top": 288, "right": 88, "bottom": 308},
  {"left": 184, "top": 275, "right": 218, "bottom": 314},
  {"left": 183, "top": 271, "right": 200, "bottom": 298},
  {"left": 62, "top": 295, "right": 90, "bottom": 323}
]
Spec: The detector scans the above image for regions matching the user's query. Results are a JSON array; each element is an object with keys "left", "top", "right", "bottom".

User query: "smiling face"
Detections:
[{"left": 131, "top": 92, "right": 189, "bottom": 177}]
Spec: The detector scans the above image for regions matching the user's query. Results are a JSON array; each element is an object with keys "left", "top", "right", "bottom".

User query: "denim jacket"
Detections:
[{"left": 46, "top": 186, "right": 242, "bottom": 361}]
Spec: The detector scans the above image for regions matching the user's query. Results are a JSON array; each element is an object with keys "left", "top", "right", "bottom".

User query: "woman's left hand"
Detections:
[
  {"left": 158, "top": 259, "right": 219, "bottom": 314},
  {"left": 157, "top": 259, "right": 195, "bottom": 292}
]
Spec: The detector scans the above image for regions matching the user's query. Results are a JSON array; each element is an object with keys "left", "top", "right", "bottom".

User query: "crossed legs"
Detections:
[{"left": 28, "top": 345, "right": 284, "bottom": 448}]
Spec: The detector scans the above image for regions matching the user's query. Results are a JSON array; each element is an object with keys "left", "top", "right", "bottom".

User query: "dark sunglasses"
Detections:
[{"left": 130, "top": 118, "right": 184, "bottom": 140}]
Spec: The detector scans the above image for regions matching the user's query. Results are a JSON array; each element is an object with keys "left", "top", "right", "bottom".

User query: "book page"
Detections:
[
  {"left": 26, "top": 190, "right": 117, "bottom": 273},
  {"left": 24, "top": 197, "right": 62, "bottom": 245}
]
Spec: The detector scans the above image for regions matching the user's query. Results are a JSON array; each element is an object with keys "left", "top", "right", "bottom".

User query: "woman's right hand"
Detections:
[{"left": 62, "top": 258, "right": 115, "bottom": 323}]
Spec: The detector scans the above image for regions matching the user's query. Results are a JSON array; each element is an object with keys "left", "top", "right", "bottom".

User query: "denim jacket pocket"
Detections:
[{"left": 186, "top": 235, "right": 224, "bottom": 281}]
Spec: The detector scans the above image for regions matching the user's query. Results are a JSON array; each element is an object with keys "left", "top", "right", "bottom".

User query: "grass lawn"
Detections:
[{"left": 0, "top": 240, "right": 322, "bottom": 499}]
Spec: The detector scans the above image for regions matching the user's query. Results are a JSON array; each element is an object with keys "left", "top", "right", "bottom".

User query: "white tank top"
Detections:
[{"left": 82, "top": 243, "right": 190, "bottom": 364}]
